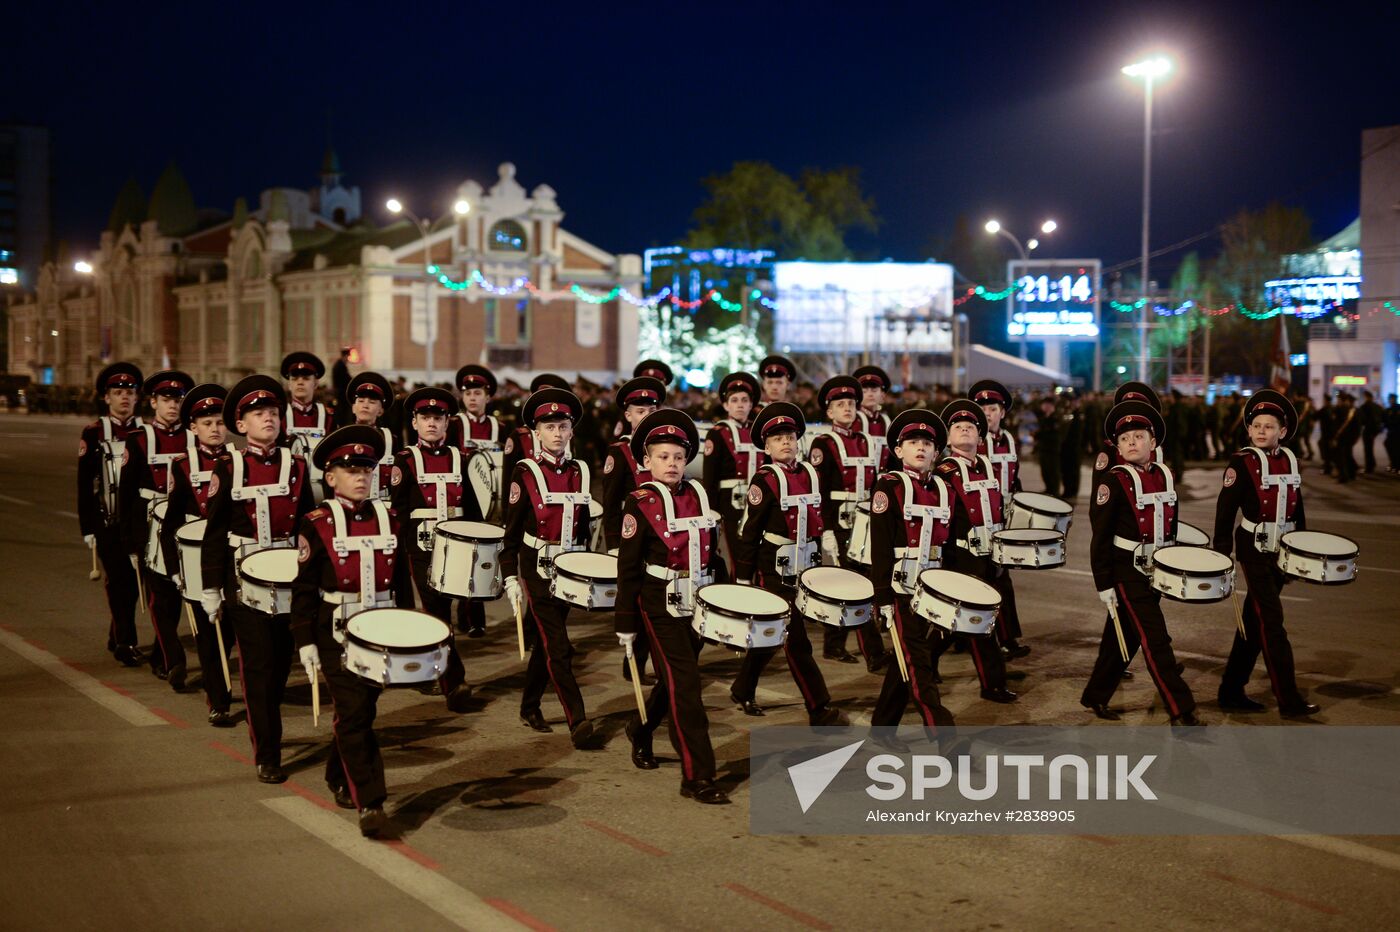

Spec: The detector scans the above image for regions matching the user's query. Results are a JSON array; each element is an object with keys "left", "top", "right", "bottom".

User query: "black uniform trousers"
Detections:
[
  {"left": 636, "top": 587, "right": 715, "bottom": 782},
  {"left": 312, "top": 621, "right": 387, "bottom": 809},
  {"left": 228, "top": 598, "right": 294, "bottom": 768},
  {"left": 872, "top": 596, "right": 952, "bottom": 728},
  {"left": 189, "top": 602, "right": 234, "bottom": 712},
  {"left": 992, "top": 570, "right": 1023, "bottom": 645},
  {"left": 822, "top": 526, "right": 889, "bottom": 666},
  {"left": 731, "top": 571, "right": 830, "bottom": 713},
  {"left": 406, "top": 553, "right": 468, "bottom": 694},
  {"left": 1081, "top": 557, "right": 1196, "bottom": 717},
  {"left": 931, "top": 547, "right": 1009, "bottom": 690},
  {"left": 520, "top": 553, "right": 587, "bottom": 727},
  {"left": 1220, "top": 535, "right": 1303, "bottom": 706},
  {"left": 715, "top": 497, "right": 743, "bottom": 580},
  {"left": 144, "top": 569, "right": 185, "bottom": 674},
  {"left": 96, "top": 525, "right": 140, "bottom": 649}
]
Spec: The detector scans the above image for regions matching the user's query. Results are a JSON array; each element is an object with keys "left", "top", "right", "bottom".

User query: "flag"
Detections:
[{"left": 1268, "top": 315, "right": 1290, "bottom": 392}]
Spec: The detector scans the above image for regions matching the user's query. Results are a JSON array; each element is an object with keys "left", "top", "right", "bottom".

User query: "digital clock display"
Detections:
[
  {"left": 1006, "top": 260, "right": 1102, "bottom": 340},
  {"left": 1017, "top": 273, "right": 1094, "bottom": 304}
]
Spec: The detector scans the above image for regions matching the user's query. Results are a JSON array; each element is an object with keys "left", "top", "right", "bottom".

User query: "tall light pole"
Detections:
[
  {"left": 985, "top": 219, "right": 1057, "bottom": 359},
  {"left": 1123, "top": 55, "right": 1172, "bottom": 384},
  {"left": 386, "top": 197, "right": 471, "bottom": 385}
]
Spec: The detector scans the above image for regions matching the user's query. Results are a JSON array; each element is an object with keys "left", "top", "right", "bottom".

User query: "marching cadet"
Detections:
[
  {"left": 854, "top": 365, "right": 893, "bottom": 471},
  {"left": 702, "top": 372, "right": 763, "bottom": 577},
  {"left": 969, "top": 379, "right": 1030, "bottom": 660},
  {"left": 158, "top": 384, "right": 237, "bottom": 725},
  {"left": 389, "top": 387, "right": 479, "bottom": 713},
  {"left": 446, "top": 364, "right": 502, "bottom": 637},
  {"left": 1091, "top": 381, "right": 1165, "bottom": 485},
  {"left": 119, "top": 369, "right": 195, "bottom": 685},
  {"left": 601, "top": 377, "right": 666, "bottom": 685},
  {"left": 502, "top": 373, "right": 571, "bottom": 480},
  {"left": 730, "top": 402, "right": 842, "bottom": 725},
  {"left": 200, "top": 375, "right": 317, "bottom": 783},
  {"left": 754, "top": 355, "right": 797, "bottom": 417},
  {"left": 78, "top": 363, "right": 145, "bottom": 667},
  {"left": 500, "top": 387, "right": 599, "bottom": 747},
  {"left": 870, "top": 409, "right": 955, "bottom": 729},
  {"left": 633, "top": 359, "right": 674, "bottom": 387},
  {"left": 1212, "top": 390, "right": 1320, "bottom": 718},
  {"left": 343, "top": 372, "right": 400, "bottom": 503},
  {"left": 1080, "top": 400, "right": 1202, "bottom": 726},
  {"left": 614, "top": 409, "right": 730, "bottom": 805},
  {"left": 281, "top": 352, "right": 331, "bottom": 503},
  {"left": 933, "top": 400, "right": 1017, "bottom": 704},
  {"left": 810, "top": 375, "right": 889, "bottom": 671},
  {"left": 292, "top": 425, "right": 400, "bottom": 837}
]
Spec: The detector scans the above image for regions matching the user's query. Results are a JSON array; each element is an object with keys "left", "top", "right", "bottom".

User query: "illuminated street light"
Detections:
[
  {"left": 1123, "top": 53, "right": 1174, "bottom": 383},
  {"left": 1041, "top": 220, "right": 1057, "bottom": 234},
  {"left": 453, "top": 199, "right": 471, "bottom": 216},
  {"left": 73, "top": 261, "right": 93, "bottom": 274},
  {"left": 385, "top": 198, "right": 404, "bottom": 214},
  {"left": 1122, "top": 56, "right": 1171, "bottom": 79},
  {"left": 984, "top": 219, "right": 1001, "bottom": 235},
  {"left": 1027, "top": 238, "right": 1040, "bottom": 251}
]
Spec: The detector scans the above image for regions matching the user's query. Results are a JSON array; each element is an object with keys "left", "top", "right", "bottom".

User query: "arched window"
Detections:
[
  {"left": 488, "top": 219, "right": 527, "bottom": 253},
  {"left": 244, "top": 249, "right": 262, "bottom": 280},
  {"left": 333, "top": 207, "right": 346, "bottom": 225}
]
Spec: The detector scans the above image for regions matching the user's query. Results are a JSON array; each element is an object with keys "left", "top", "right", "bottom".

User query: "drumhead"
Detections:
[
  {"left": 994, "top": 529, "right": 1062, "bottom": 545},
  {"left": 1013, "top": 491, "right": 1072, "bottom": 516},
  {"left": 1175, "top": 522, "right": 1209, "bottom": 546},
  {"left": 175, "top": 518, "right": 207, "bottom": 543},
  {"left": 799, "top": 567, "right": 874, "bottom": 601},
  {"left": 1280, "top": 530, "right": 1358, "bottom": 559},
  {"left": 554, "top": 551, "right": 619, "bottom": 580},
  {"left": 239, "top": 548, "right": 299, "bottom": 584},
  {"left": 916, "top": 569, "right": 1000, "bottom": 609},
  {"left": 347, "top": 609, "right": 450, "bottom": 650},
  {"left": 436, "top": 520, "right": 506, "bottom": 543},
  {"left": 698, "top": 583, "right": 789, "bottom": 619},
  {"left": 589, "top": 500, "right": 604, "bottom": 519},
  {"left": 1152, "top": 545, "right": 1232, "bottom": 574},
  {"left": 151, "top": 500, "right": 169, "bottom": 521},
  {"left": 857, "top": 501, "right": 871, "bottom": 515}
]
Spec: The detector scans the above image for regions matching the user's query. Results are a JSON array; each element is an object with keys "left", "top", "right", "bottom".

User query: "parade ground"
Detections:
[{"left": 3, "top": 413, "right": 1399, "bottom": 931}]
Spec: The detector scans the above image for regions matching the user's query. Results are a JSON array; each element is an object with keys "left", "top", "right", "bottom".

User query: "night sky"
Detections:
[{"left": 7, "top": 0, "right": 1395, "bottom": 277}]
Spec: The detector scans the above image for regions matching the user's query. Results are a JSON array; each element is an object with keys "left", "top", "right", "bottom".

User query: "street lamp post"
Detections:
[
  {"left": 386, "top": 197, "right": 471, "bottom": 386},
  {"left": 985, "top": 219, "right": 1057, "bottom": 360},
  {"left": 1123, "top": 55, "right": 1172, "bottom": 385}
]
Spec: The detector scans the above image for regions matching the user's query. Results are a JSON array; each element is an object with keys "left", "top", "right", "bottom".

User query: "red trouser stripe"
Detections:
[
  {"left": 638, "top": 606, "right": 697, "bottom": 780},
  {"left": 1116, "top": 583, "right": 1181, "bottom": 718},
  {"left": 892, "top": 602, "right": 937, "bottom": 729},
  {"left": 523, "top": 586, "right": 576, "bottom": 728}
]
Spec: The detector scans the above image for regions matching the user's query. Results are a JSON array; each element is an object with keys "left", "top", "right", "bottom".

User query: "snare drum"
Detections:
[
  {"left": 550, "top": 551, "right": 619, "bottom": 610},
  {"left": 343, "top": 608, "right": 452, "bottom": 687},
  {"left": 588, "top": 500, "right": 605, "bottom": 552},
  {"left": 795, "top": 567, "right": 875, "bottom": 628},
  {"left": 910, "top": 569, "right": 1001, "bottom": 634},
  {"left": 846, "top": 501, "right": 873, "bottom": 565},
  {"left": 1175, "top": 522, "right": 1210, "bottom": 547},
  {"left": 1277, "top": 531, "right": 1358, "bottom": 585},
  {"left": 1150, "top": 545, "right": 1234, "bottom": 602},
  {"left": 237, "top": 548, "right": 299, "bottom": 615},
  {"left": 429, "top": 520, "right": 505, "bottom": 600},
  {"left": 1006, "top": 491, "right": 1073, "bottom": 534},
  {"left": 175, "top": 518, "right": 207, "bottom": 600},
  {"left": 143, "top": 500, "right": 170, "bottom": 575},
  {"left": 692, "top": 584, "right": 789, "bottom": 649},
  {"left": 991, "top": 528, "right": 1065, "bottom": 569}
]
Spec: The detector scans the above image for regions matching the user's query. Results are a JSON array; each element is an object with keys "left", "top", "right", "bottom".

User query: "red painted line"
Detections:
[
  {"left": 101, "top": 680, "right": 136, "bottom": 698},
  {"left": 385, "top": 839, "right": 442, "bottom": 871},
  {"left": 581, "top": 819, "right": 669, "bottom": 857},
  {"left": 149, "top": 707, "right": 190, "bottom": 729},
  {"left": 283, "top": 779, "right": 337, "bottom": 812},
  {"left": 724, "top": 882, "right": 833, "bottom": 931},
  {"left": 1204, "top": 870, "right": 1341, "bottom": 916},
  {"left": 483, "top": 897, "right": 557, "bottom": 932},
  {"left": 207, "top": 739, "right": 253, "bottom": 766},
  {"left": 25, "top": 637, "right": 47, "bottom": 651},
  {"left": 1075, "top": 834, "right": 1120, "bottom": 846}
]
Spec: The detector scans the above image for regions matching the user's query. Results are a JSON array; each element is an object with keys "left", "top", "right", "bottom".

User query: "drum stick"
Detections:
[
  {"left": 1230, "top": 585, "right": 1247, "bottom": 639},
  {"left": 890, "top": 627, "right": 909, "bottom": 683},
  {"left": 1107, "top": 602, "right": 1129, "bottom": 664},
  {"left": 184, "top": 600, "right": 198, "bottom": 636},
  {"left": 514, "top": 595, "right": 527, "bottom": 662},
  {"left": 135, "top": 564, "right": 147, "bottom": 614},
  {"left": 311, "top": 668, "right": 320, "bottom": 728},
  {"left": 627, "top": 651, "right": 648, "bottom": 725},
  {"left": 89, "top": 545, "right": 101, "bottom": 581},
  {"left": 213, "top": 610, "right": 232, "bottom": 692}
]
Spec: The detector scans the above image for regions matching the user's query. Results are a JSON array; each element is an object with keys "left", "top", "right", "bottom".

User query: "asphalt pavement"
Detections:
[{"left": 2, "top": 412, "right": 1398, "bottom": 931}]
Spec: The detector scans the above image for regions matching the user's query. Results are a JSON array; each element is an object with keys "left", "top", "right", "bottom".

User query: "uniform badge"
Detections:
[
  {"left": 503, "top": 437, "right": 514, "bottom": 454},
  {"left": 748, "top": 484, "right": 763, "bottom": 506},
  {"left": 809, "top": 446, "right": 824, "bottom": 466},
  {"left": 1095, "top": 484, "right": 1110, "bottom": 506},
  {"left": 621, "top": 514, "right": 637, "bottom": 539},
  {"left": 78, "top": 440, "right": 87, "bottom": 457},
  {"left": 1223, "top": 467, "right": 1236, "bottom": 488},
  {"left": 704, "top": 438, "right": 714, "bottom": 457},
  {"left": 1094, "top": 452, "right": 1109, "bottom": 471},
  {"left": 297, "top": 535, "right": 311, "bottom": 563},
  {"left": 603, "top": 455, "right": 615, "bottom": 475},
  {"left": 390, "top": 465, "right": 402, "bottom": 487},
  {"left": 509, "top": 482, "right": 522, "bottom": 505},
  {"left": 872, "top": 490, "right": 889, "bottom": 514},
  {"left": 207, "top": 474, "right": 220, "bottom": 496}
]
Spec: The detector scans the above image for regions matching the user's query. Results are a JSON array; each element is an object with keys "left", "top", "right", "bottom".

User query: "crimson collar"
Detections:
[
  {"left": 536, "top": 447, "right": 569, "bottom": 467},
  {"left": 245, "top": 439, "right": 277, "bottom": 458}
]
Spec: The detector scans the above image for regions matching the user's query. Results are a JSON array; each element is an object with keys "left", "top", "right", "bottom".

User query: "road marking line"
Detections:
[
  {"left": 262, "top": 796, "right": 531, "bottom": 931},
  {"left": 208, "top": 739, "right": 253, "bottom": 765},
  {"left": 149, "top": 707, "right": 190, "bottom": 728},
  {"left": 0, "top": 493, "right": 32, "bottom": 506},
  {"left": 724, "top": 882, "right": 833, "bottom": 931},
  {"left": 55, "top": 509, "right": 80, "bottom": 519},
  {"left": 481, "top": 898, "right": 558, "bottom": 932},
  {"left": 582, "top": 819, "right": 669, "bottom": 857},
  {"left": 1203, "top": 870, "right": 1341, "bottom": 915},
  {"left": 1055, "top": 568, "right": 1095, "bottom": 577},
  {"left": 0, "top": 626, "right": 166, "bottom": 727},
  {"left": 1361, "top": 566, "right": 1400, "bottom": 574}
]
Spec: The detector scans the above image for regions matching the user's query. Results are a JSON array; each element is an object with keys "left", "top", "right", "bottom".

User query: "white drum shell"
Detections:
[
  {"left": 429, "top": 521, "right": 504, "bottom": 600},
  {"left": 692, "top": 585, "right": 789, "bottom": 649},
  {"left": 795, "top": 568, "right": 875, "bottom": 628},
  {"left": 1149, "top": 546, "right": 1235, "bottom": 603},
  {"left": 1277, "top": 532, "right": 1358, "bottom": 585},
  {"left": 846, "top": 503, "right": 873, "bottom": 565},
  {"left": 343, "top": 611, "right": 451, "bottom": 686},
  {"left": 910, "top": 569, "right": 1001, "bottom": 635},
  {"left": 175, "top": 518, "right": 206, "bottom": 600},
  {"left": 143, "top": 500, "right": 170, "bottom": 576},
  {"left": 237, "top": 549, "right": 299, "bottom": 615},
  {"left": 991, "top": 529, "right": 1065, "bottom": 569},
  {"left": 1006, "top": 492, "right": 1073, "bottom": 535},
  {"left": 550, "top": 552, "right": 619, "bottom": 610}
]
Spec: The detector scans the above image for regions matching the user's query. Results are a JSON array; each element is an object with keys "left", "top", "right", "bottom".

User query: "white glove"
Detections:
[
  {"left": 201, "top": 589, "right": 223, "bottom": 617},
  {"left": 820, "top": 530, "right": 840, "bottom": 566},
  {"left": 129, "top": 553, "right": 140, "bottom": 570},
  {"left": 1098, "top": 589, "right": 1118, "bottom": 609},
  {"left": 879, "top": 604, "right": 895, "bottom": 626},
  {"left": 83, "top": 534, "right": 95, "bottom": 550},
  {"left": 503, "top": 576, "right": 522, "bottom": 615},
  {"left": 299, "top": 643, "right": 321, "bottom": 680},
  {"left": 616, "top": 632, "right": 637, "bottom": 657},
  {"left": 170, "top": 572, "right": 183, "bottom": 592}
]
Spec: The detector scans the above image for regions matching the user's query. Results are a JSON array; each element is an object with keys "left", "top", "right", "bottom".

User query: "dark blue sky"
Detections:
[{"left": 7, "top": 0, "right": 1394, "bottom": 276}]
